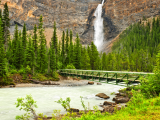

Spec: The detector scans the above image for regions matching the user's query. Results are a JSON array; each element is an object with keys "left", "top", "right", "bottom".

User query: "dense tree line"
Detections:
[
  {"left": 108, "top": 18, "right": 160, "bottom": 72},
  {"left": 0, "top": 3, "right": 160, "bottom": 80}
]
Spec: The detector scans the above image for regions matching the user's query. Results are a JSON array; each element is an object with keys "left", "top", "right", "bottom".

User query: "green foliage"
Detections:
[
  {"left": 55, "top": 97, "right": 71, "bottom": 111},
  {"left": 65, "top": 64, "right": 76, "bottom": 69},
  {"left": 0, "top": 76, "right": 14, "bottom": 86},
  {"left": 38, "top": 15, "right": 47, "bottom": 73},
  {"left": 37, "top": 113, "right": 47, "bottom": 120},
  {"left": 10, "top": 69, "right": 18, "bottom": 74},
  {"left": 80, "top": 96, "right": 87, "bottom": 112},
  {"left": 26, "top": 65, "right": 31, "bottom": 74},
  {"left": 15, "top": 94, "right": 38, "bottom": 120},
  {"left": 0, "top": 18, "right": 6, "bottom": 77},
  {"left": 18, "top": 68, "right": 26, "bottom": 75}
]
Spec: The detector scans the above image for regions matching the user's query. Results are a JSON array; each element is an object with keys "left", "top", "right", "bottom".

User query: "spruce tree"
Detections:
[
  {"left": 0, "top": 18, "right": 6, "bottom": 76},
  {"left": 12, "top": 24, "right": 21, "bottom": 69},
  {"left": 38, "top": 15, "right": 47, "bottom": 73},
  {"left": 22, "top": 23, "right": 27, "bottom": 50},
  {"left": 51, "top": 22, "right": 58, "bottom": 69},
  {"left": 50, "top": 42, "right": 56, "bottom": 73},
  {"left": 90, "top": 42, "right": 99, "bottom": 70},
  {"left": 61, "top": 31, "right": 65, "bottom": 68},
  {"left": 26, "top": 35, "right": 35, "bottom": 73},
  {"left": 51, "top": 22, "right": 58, "bottom": 54},
  {"left": 69, "top": 30, "right": 73, "bottom": 64},
  {"left": 102, "top": 52, "right": 107, "bottom": 70},
  {"left": 0, "top": 9, "right": 2, "bottom": 20},
  {"left": 2, "top": 2, "right": 10, "bottom": 51},
  {"left": 65, "top": 29, "right": 69, "bottom": 65},
  {"left": 81, "top": 47, "right": 90, "bottom": 70},
  {"left": 32, "top": 24, "right": 38, "bottom": 56},
  {"left": 73, "top": 34, "right": 81, "bottom": 69}
]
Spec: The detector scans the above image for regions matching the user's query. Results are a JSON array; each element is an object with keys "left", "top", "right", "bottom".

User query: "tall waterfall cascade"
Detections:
[{"left": 94, "top": 0, "right": 105, "bottom": 51}]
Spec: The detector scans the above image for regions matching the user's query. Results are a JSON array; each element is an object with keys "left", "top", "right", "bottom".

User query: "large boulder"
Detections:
[
  {"left": 96, "top": 93, "right": 110, "bottom": 99},
  {"left": 88, "top": 81, "right": 94, "bottom": 85},
  {"left": 114, "top": 97, "right": 130, "bottom": 104}
]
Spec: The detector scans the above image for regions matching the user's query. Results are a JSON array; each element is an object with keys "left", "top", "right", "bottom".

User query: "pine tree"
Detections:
[
  {"left": 81, "top": 47, "right": 90, "bottom": 70},
  {"left": 51, "top": 22, "right": 58, "bottom": 54},
  {"left": 69, "top": 30, "right": 73, "bottom": 64},
  {"left": 50, "top": 42, "right": 56, "bottom": 73},
  {"left": 0, "top": 18, "right": 6, "bottom": 76},
  {"left": 38, "top": 15, "right": 47, "bottom": 73},
  {"left": 65, "top": 29, "right": 69, "bottom": 54},
  {"left": 90, "top": 42, "right": 99, "bottom": 70},
  {"left": 102, "top": 52, "right": 107, "bottom": 70},
  {"left": 0, "top": 9, "right": 2, "bottom": 20},
  {"left": 61, "top": 31, "right": 65, "bottom": 68},
  {"left": 32, "top": 24, "right": 38, "bottom": 56},
  {"left": 73, "top": 34, "right": 81, "bottom": 69},
  {"left": 26, "top": 35, "right": 35, "bottom": 73},
  {"left": 12, "top": 24, "right": 22, "bottom": 69},
  {"left": 22, "top": 23, "right": 27, "bottom": 50},
  {"left": 2, "top": 2, "right": 10, "bottom": 51},
  {"left": 51, "top": 22, "right": 58, "bottom": 69},
  {"left": 65, "top": 29, "right": 69, "bottom": 65}
]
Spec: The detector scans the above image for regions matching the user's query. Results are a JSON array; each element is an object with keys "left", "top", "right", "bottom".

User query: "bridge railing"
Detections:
[{"left": 59, "top": 69, "right": 154, "bottom": 86}]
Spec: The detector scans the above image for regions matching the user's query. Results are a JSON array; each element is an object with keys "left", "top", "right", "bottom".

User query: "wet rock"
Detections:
[
  {"left": 103, "top": 101, "right": 116, "bottom": 106},
  {"left": 97, "top": 83, "right": 102, "bottom": 85},
  {"left": 88, "top": 81, "right": 94, "bottom": 85},
  {"left": 69, "top": 108, "right": 79, "bottom": 112},
  {"left": 103, "top": 106, "right": 114, "bottom": 113},
  {"left": 96, "top": 93, "right": 110, "bottom": 99},
  {"left": 114, "top": 97, "right": 130, "bottom": 104}
]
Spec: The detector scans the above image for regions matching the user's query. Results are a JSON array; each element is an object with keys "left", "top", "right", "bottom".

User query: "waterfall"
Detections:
[{"left": 94, "top": 0, "right": 105, "bottom": 51}]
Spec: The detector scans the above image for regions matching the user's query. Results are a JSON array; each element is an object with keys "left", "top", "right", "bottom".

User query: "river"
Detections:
[{"left": 0, "top": 83, "right": 125, "bottom": 120}]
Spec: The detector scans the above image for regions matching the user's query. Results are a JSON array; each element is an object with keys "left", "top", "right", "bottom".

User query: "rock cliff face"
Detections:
[
  {"left": 1, "top": 0, "right": 160, "bottom": 52},
  {"left": 0, "top": 0, "right": 101, "bottom": 44},
  {"left": 101, "top": 0, "right": 160, "bottom": 52}
]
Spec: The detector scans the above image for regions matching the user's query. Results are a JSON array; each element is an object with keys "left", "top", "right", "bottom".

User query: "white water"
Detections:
[
  {"left": 0, "top": 83, "right": 125, "bottom": 120},
  {"left": 94, "top": 0, "right": 105, "bottom": 51}
]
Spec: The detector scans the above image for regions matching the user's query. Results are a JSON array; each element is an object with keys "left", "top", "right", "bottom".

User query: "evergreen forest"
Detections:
[{"left": 0, "top": 3, "right": 160, "bottom": 86}]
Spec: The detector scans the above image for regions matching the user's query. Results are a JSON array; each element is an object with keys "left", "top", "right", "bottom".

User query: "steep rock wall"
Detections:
[
  {"left": 102, "top": 0, "right": 160, "bottom": 52},
  {"left": 1, "top": 0, "right": 160, "bottom": 52},
  {"left": 0, "top": 0, "right": 101, "bottom": 43}
]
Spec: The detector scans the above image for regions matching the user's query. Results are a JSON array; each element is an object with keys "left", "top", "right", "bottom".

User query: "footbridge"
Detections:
[{"left": 59, "top": 69, "right": 154, "bottom": 86}]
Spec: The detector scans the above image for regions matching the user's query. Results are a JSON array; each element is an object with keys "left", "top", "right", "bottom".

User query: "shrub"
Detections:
[
  {"left": 51, "top": 71, "right": 59, "bottom": 81},
  {"left": 55, "top": 97, "right": 71, "bottom": 111},
  {"left": 10, "top": 69, "right": 18, "bottom": 74},
  {"left": 15, "top": 95, "right": 38, "bottom": 120},
  {"left": 18, "top": 68, "right": 26, "bottom": 75},
  {"left": 65, "top": 64, "right": 76, "bottom": 69},
  {"left": 26, "top": 65, "right": 31, "bottom": 74}
]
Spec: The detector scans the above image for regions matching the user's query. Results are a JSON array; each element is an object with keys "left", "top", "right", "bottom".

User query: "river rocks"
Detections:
[
  {"left": 88, "top": 81, "right": 94, "bottom": 85},
  {"left": 114, "top": 97, "right": 130, "bottom": 104},
  {"left": 96, "top": 93, "right": 110, "bottom": 99},
  {"left": 97, "top": 82, "right": 102, "bottom": 85},
  {"left": 103, "top": 101, "right": 116, "bottom": 106},
  {"left": 112, "top": 91, "right": 130, "bottom": 104},
  {"left": 41, "top": 81, "right": 60, "bottom": 85},
  {"left": 69, "top": 108, "right": 79, "bottom": 112}
]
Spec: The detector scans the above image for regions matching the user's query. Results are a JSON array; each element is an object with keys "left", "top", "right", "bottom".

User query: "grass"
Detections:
[{"left": 72, "top": 89, "right": 160, "bottom": 120}]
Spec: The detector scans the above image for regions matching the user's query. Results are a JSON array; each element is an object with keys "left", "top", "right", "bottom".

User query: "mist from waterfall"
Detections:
[{"left": 94, "top": 0, "right": 105, "bottom": 51}]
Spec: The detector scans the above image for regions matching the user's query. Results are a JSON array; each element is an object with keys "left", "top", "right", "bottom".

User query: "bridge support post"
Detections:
[
  {"left": 107, "top": 73, "right": 108, "bottom": 83},
  {"left": 99, "top": 72, "right": 100, "bottom": 82},
  {"left": 116, "top": 73, "right": 118, "bottom": 85}
]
